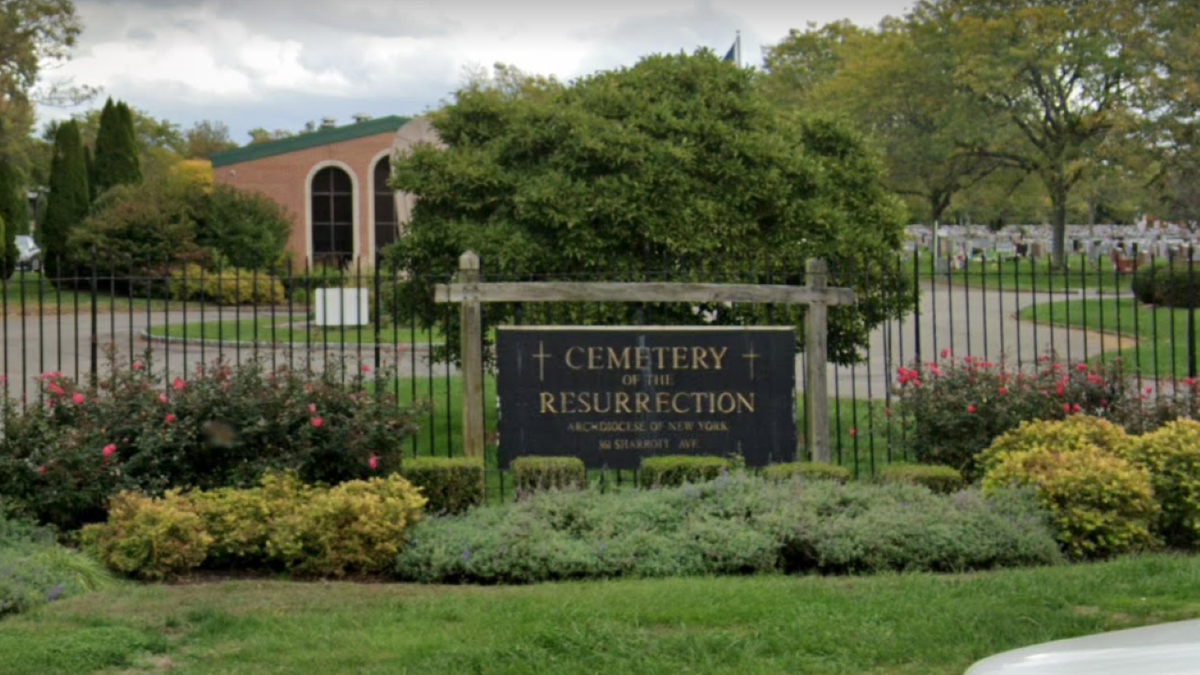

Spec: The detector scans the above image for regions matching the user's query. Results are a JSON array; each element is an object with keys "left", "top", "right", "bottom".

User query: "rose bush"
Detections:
[{"left": 0, "top": 354, "right": 424, "bottom": 530}]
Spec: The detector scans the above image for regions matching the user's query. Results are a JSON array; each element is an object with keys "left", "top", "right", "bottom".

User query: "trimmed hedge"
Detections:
[
  {"left": 511, "top": 457, "right": 586, "bottom": 494},
  {"left": 395, "top": 476, "right": 1062, "bottom": 584},
  {"left": 879, "top": 465, "right": 964, "bottom": 494},
  {"left": 638, "top": 455, "right": 730, "bottom": 488},
  {"left": 402, "top": 457, "right": 484, "bottom": 515},
  {"left": 1131, "top": 263, "right": 1200, "bottom": 308},
  {"left": 762, "top": 462, "right": 850, "bottom": 483}
]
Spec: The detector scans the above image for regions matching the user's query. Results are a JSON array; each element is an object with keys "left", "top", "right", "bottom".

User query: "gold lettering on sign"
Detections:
[{"left": 536, "top": 391, "right": 756, "bottom": 415}]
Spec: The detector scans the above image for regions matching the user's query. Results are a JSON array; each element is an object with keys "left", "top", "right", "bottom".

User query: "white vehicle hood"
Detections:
[{"left": 965, "top": 619, "right": 1200, "bottom": 674}]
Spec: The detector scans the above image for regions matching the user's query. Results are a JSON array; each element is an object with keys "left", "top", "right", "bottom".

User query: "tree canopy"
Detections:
[
  {"left": 91, "top": 97, "right": 142, "bottom": 195},
  {"left": 387, "top": 55, "right": 913, "bottom": 363}
]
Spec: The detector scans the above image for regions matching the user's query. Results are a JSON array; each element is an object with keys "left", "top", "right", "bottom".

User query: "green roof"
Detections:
[{"left": 211, "top": 115, "right": 412, "bottom": 168}]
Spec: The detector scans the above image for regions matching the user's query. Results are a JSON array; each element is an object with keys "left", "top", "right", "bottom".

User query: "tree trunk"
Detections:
[{"left": 1050, "top": 185, "right": 1068, "bottom": 271}]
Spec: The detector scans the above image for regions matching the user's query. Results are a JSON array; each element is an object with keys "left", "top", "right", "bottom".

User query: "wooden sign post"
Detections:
[{"left": 436, "top": 251, "right": 855, "bottom": 463}]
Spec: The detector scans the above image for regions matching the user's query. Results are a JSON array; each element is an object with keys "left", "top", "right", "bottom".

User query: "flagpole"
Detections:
[{"left": 736, "top": 29, "right": 741, "bottom": 68}]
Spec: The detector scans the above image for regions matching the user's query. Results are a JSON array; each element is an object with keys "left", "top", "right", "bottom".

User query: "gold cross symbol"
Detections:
[
  {"left": 532, "top": 341, "right": 551, "bottom": 382},
  {"left": 743, "top": 346, "right": 760, "bottom": 380}
]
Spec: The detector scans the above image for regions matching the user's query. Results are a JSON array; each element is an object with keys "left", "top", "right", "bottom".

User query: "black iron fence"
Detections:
[{"left": 2, "top": 247, "right": 1198, "bottom": 498}]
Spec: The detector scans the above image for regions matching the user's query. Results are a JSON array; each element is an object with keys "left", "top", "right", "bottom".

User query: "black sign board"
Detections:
[{"left": 496, "top": 327, "right": 796, "bottom": 469}]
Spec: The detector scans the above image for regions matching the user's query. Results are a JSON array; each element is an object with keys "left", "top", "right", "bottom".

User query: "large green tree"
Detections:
[
  {"left": 39, "top": 118, "right": 87, "bottom": 278},
  {"left": 0, "top": 158, "right": 23, "bottom": 275},
  {"left": 0, "top": 1, "right": 83, "bottom": 176},
  {"left": 764, "top": 19, "right": 1004, "bottom": 225},
  {"left": 912, "top": 0, "right": 1163, "bottom": 268},
  {"left": 387, "top": 55, "right": 912, "bottom": 364}
]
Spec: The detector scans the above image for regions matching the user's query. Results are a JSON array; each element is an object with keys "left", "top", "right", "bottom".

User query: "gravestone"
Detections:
[{"left": 496, "top": 327, "right": 796, "bottom": 469}]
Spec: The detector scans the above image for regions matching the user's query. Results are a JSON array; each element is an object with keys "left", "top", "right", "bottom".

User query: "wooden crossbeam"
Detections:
[{"left": 435, "top": 281, "right": 855, "bottom": 306}]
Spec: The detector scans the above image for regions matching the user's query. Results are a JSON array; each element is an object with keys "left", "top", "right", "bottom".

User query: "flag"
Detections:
[{"left": 723, "top": 41, "right": 737, "bottom": 62}]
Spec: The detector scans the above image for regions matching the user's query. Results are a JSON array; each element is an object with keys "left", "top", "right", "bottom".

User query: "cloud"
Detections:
[{"left": 43, "top": 0, "right": 913, "bottom": 141}]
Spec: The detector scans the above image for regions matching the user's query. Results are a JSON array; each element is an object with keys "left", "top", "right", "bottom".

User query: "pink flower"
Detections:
[
  {"left": 930, "top": 364, "right": 942, "bottom": 377},
  {"left": 173, "top": 378, "right": 186, "bottom": 391},
  {"left": 964, "top": 355, "right": 975, "bottom": 363},
  {"left": 1186, "top": 378, "right": 1199, "bottom": 388},
  {"left": 132, "top": 362, "right": 144, "bottom": 371},
  {"left": 47, "top": 384, "right": 64, "bottom": 397},
  {"left": 849, "top": 427, "right": 858, "bottom": 438},
  {"left": 71, "top": 393, "right": 85, "bottom": 405},
  {"left": 1072, "top": 403, "right": 1082, "bottom": 413},
  {"left": 361, "top": 364, "right": 371, "bottom": 374},
  {"left": 165, "top": 413, "right": 176, "bottom": 424},
  {"left": 1055, "top": 381, "right": 1066, "bottom": 397},
  {"left": 940, "top": 348, "right": 952, "bottom": 359},
  {"left": 308, "top": 403, "right": 317, "bottom": 414},
  {"left": 311, "top": 417, "right": 324, "bottom": 428},
  {"left": 997, "top": 387, "right": 1008, "bottom": 395},
  {"left": 159, "top": 393, "right": 168, "bottom": 404},
  {"left": 1145, "top": 386, "right": 1153, "bottom": 395},
  {"left": 967, "top": 404, "right": 977, "bottom": 414},
  {"left": 368, "top": 455, "right": 380, "bottom": 470},
  {"left": 37, "top": 465, "right": 47, "bottom": 476},
  {"left": 1075, "top": 363, "right": 1088, "bottom": 372},
  {"left": 1062, "top": 403, "right": 1072, "bottom": 414},
  {"left": 884, "top": 407, "right": 893, "bottom": 417},
  {"left": 102, "top": 444, "right": 117, "bottom": 459}
]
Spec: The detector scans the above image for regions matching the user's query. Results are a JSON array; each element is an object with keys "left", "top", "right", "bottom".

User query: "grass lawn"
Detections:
[
  {"left": 1018, "top": 298, "right": 1200, "bottom": 378},
  {"left": 2, "top": 554, "right": 1198, "bottom": 674},
  {"left": 1, "top": 271, "right": 173, "bottom": 314},
  {"left": 146, "top": 315, "right": 449, "bottom": 345},
  {"left": 907, "top": 252, "right": 1132, "bottom": 293}
]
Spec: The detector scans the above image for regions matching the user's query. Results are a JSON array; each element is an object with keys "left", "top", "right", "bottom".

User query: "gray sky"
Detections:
[{"left": 40, "top": 0, "right": 912, "bottom": 144}]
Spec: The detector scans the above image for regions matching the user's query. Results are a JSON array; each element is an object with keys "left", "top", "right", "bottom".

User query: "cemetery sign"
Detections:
[{"left": 497, "top": 327, "right": 796, "bottom": 469}]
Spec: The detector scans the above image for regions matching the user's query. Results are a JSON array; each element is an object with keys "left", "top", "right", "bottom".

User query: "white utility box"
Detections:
[{"left": 314, "top": 288, "right": 370, "bottom": 327}]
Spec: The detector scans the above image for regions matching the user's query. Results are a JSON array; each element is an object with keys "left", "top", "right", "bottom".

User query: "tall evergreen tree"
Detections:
[
  {"left": 92, "top": 98, "right": 140, "bottom": 194},
  {"left": 40, "top": 120, "right": 89, "bottom": 279},
  {"left": 84, "top": 144, "right": 95, "bottom": 202},
  {"left": 0, "top": 160, "right": 23, "bottom": 279},
  {"left": 116, "top": 101, "right": 141, "bottom": 183}
]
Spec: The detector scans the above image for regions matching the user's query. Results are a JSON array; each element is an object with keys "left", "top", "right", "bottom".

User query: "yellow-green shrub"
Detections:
[
  {"left": 761, "top": 462, "right": 850, "bottom": 483},
  {"left": 981, "top": 443, "right": 1158, "bottom": 560},
  {"left": 402, "top": 457, "right": 484, "bottom": 515},
  {"left": 80, "top": 490, "right": 212, "bottom": 580},
  {"left": 511, "top": 457, "right": 586, "bottom": 494},
  {"left": 266, "top": 474, "right": 426, "bottom": 576},
  {"left": 1125, "top": 420, "right": 1200, "bottom": 548},
  {"left": 880, "top": 465, "right": 965, "bottom": 494},
  {"left": 169, "top": 263, "right": 286, "bottom": 305},
  {"left": 189, "top": 472, "right": 309, "bottom": 567},
  {"left": 978, "top": 415, "right": 1132, "bottom": 475}
]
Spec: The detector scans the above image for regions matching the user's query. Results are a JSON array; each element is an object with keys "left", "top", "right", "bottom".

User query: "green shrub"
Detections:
[
  {"left": 981, "top": 444, "right": 1158, "bottom": 560},
  {"left": 638, "top": 455, "right": 730, "bottom": 488},
  {"left": 396, "top": 476, "right": 1061, "bottom": 584},
  {"left": 1131, "top": 262, "right": 1200, "bottom": 308},
  {"left": 879, "top": 464, "right": 965, "bottom": 494},
  {"left": 1, "top": 511, "right": 114, "bottom": 617},
  {"left": 195, "top": 185, "right": 292, "bottom": 272},
  {"left": 169, "top": 263, "right": 286, "bottom": 305},
  {"left": 511, "top": 457, "right": 586, "bottom": 494},
  {"left": 1125, "top": 419, "right": 1200, "bottom": 548},
  {"left": 761, "top": 462, "right": 849, "bottom": 483},
  {"left": 80, "top": 490, "right": 212, "bottom": 580},
  {"left": 895, "top": 355, "right": 1139, "bottom": 479},
  {"left": 83, "top": 473, "right": 426, "bottom": 579},
  {"left": 402, "top": 457, "right": 484, "bottom": 515}
]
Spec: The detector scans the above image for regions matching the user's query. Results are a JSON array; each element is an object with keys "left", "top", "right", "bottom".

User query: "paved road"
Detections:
[{"left": 0, "top": 282, "right": 1133, "bottom": 401}]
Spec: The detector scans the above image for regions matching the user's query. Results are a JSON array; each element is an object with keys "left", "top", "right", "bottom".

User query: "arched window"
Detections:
[
  {"left": 373, "top": 157, "right": 398, "bottom": 261},
  {"left": 310, "top": 166, "right": 353, "bottom": 263}
]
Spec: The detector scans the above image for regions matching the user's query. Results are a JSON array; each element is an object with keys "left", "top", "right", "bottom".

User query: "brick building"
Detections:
[{"left": 211, "top": 116, "right": 442, "bottom": 270}]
